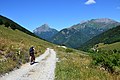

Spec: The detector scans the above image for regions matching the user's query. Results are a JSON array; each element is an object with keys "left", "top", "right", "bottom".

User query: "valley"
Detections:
[{"left": 0, "top": 15, "right": 120, "bottom": 80}]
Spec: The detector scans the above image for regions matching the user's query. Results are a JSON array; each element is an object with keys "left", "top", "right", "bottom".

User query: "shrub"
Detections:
[
  {"left": 10, "top": 24, "right": 16, "bottom": 30},
  {"left": 65, "top": 48, "right": 73, "bottom": 53},
  {"left": 5, "top": 22, "right": 10, "bottom": 27},
  {"left": 91, "top": 50, "right": 120, "bottom": 74},
  {"left": 0, "top": 19, "right": 3, "bottom": 25},
  {"left": 113, "top": 49, "right": 117, "bottom": 53}
]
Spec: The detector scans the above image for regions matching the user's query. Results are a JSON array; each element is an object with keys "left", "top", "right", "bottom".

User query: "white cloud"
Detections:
[{"left": 85, "top": 0, "right": 96, "bottom": 5}]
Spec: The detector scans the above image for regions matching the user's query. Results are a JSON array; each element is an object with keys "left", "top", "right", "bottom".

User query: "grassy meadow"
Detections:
[
  {"left": 0, "top": 25, "right": 55, "bottom": 75},
  {"left": 55, "top": 47, "right": 120, "bottom": 80},
  {"left": 0, "top": 24, "right": 120, "bottom": 80},
  {"left": 96, "top": 42, "right": 120, "bottom": 51}
]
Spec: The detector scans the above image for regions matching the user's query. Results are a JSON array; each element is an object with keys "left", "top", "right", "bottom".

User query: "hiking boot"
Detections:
[{"left": 30, "top": 62, "right": 33, "bottom": 65}]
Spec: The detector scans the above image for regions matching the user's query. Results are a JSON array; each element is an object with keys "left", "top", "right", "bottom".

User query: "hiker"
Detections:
[{"left": 29, "top": 46, "right": 35, "bottom": 65}]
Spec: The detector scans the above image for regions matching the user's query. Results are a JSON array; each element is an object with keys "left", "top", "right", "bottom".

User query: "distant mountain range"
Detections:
[
  {"left": 49, "top": 18, "right": 120, "bottom": 48},
  {"left": 33, "top": 24, "right": 58, "bottom": 41},
  {"left": 79, "top": 25, "right": 120, "bottom": 51}
]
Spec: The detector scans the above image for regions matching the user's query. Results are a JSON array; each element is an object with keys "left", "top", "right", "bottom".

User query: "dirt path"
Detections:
[{"left": 0, "top": 48, "right": 56, "bottom": 80}]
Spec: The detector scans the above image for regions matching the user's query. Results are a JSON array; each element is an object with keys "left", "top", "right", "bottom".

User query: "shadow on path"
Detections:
[{"left": 30, "top": 62, "right": 39, "bottom": 65}]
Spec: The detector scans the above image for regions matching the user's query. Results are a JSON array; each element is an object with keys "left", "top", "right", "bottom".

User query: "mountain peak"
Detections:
[
  {"left": 70, "top": 18, "right": 119, "bottom": 29},
  {"left": 42, "top": 24, "right": 49, "bottom": 28},
  {"left": 33, "top": 24, "right": 50, "bottom": 32},
  {"left": 91, "top": 18, "right": 117, "bottom": 23},
  {"left": 33, "top": 24, "right": 58, "bottom": 40},
  {"left": 39, "top": 24, "right": 50, "bottom": 30}
]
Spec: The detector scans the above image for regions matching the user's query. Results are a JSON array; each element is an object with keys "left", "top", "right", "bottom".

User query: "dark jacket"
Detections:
[{"left": 29, "top": 47, "right": 34, "bottom": 56}]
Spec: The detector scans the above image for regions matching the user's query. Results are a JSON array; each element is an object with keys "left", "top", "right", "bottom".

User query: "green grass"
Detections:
[
  {"left": 90, "top": 42, "right": 120, "bottom": 75},
  {"left": 1, "top": 24, "right": 120, "bottom": 79},
  {"left": 91, "top": 51, "right": 120, "bottom": 73},
  {"left": 55, "top": 47, "right": 120, "bottom": 80},
  {"left": 0, "top": 25, "right": 55, "bottom": 75},
  {"left": 97, "top": 42, "right": 120, "bottom": 51}
]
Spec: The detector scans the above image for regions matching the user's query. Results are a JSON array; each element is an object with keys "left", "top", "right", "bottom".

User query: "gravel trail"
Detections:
[{"left": 0, "top": 48, "right": 56, "bottom": 80}]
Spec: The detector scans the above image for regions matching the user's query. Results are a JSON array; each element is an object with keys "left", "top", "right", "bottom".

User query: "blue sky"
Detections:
[{"left": 0, "top": 0, "right": 120, "bottom": 31}]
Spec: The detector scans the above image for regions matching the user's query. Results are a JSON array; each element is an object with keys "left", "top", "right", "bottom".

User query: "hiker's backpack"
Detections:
[{"left": 29, "top": 47, "right": 34, "bottom": 55}]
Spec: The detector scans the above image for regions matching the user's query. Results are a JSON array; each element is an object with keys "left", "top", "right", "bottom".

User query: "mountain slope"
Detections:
[
  {"left": 0, "top": 16, "right": 55, "bottom": 75},
  {"left": 79, "top": 25, "right": 120, "bottom": 51},
  {"left": 0, "top": 15, "right": 38, "bottom": 38},
  {"left": 33, "top": 24, "right": 58, "bottom": 41},
  {"left": 50, "top": 18, "right": 120, "bottom": 48}
]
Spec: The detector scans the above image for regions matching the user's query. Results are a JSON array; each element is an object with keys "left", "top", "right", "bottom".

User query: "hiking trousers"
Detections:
[{"left": 30, "top": 55, "right": 35, "bottom": 62}]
